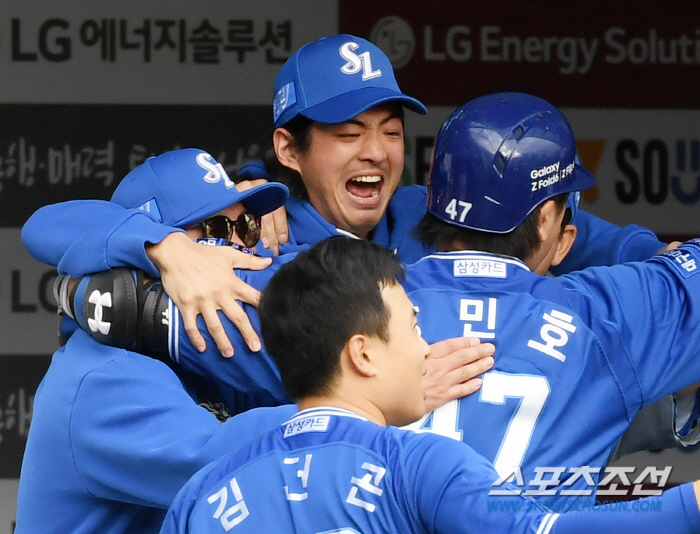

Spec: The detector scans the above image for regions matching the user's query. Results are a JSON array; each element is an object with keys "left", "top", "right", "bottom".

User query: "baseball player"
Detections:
[
  {"left": 399, "top": 92, "right": 700, "bottom": 502},
  {"left": 23, "top": 33, "right": 494, "bottom": 404},
  {"left": 23, "top": 34, "right": 662, "bottom": 356},
  {"left": 159, "top": 237, "right": 700, "bottom": 534},
  {"left": 22, "top": 34, "right": 430, "bottom": 359},
  {"left": 22, "top": 35, "right": 693, "bottom": 451},
  {"left": 15, "top": 149, "right": 297, "bottom": 534},
  {"left": 56, "top": 101, "right": 700, "bottom": 511},
  {"left": 17, "top": 146, "right": 490, "bottom": 534}
]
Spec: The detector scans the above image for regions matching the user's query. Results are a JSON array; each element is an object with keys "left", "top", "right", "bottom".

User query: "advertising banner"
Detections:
[
  {"left": 340, "top": 1, "right": 700, "bottom": 108},
  {"left": 0, "top": 0, "right": 337, "bottom": 104}
]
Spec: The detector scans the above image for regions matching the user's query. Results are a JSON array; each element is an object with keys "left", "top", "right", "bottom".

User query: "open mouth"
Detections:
[{"left": 345, "top": 175, "right": 383, "bottom": 201}]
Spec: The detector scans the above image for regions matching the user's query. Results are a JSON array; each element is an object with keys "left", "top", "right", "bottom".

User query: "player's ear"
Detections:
[
  {"left": 551, "top": 224, "right": 578, "bottom": 267},
  {"left": 537, "top": 200, "right": 558, "bottom": 243},
  {"left": 273, "top": 127, "right": 302, "bottom": 174},
  {"left": 344, "top": 334, "right": 378, "bottom": 378}
]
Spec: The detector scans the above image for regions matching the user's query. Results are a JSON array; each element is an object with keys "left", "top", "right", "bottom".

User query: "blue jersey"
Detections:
[
  {"left": 401, "top": 243, "right": 700, "bottom": 501},
  {"left": 166, "top": 255, "right": 297, "bottom": 408},
  {"left": 14, "top": 329, "right": 296, "bottom": 534},
  {"left": 160, "top": 407, "right": 700, "bottom": 534},
  {"left": 21, "top": 199, "right": 177, "bottom": 277}
]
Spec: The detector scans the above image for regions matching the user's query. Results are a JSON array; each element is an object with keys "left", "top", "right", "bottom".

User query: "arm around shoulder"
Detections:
[
  {"left": 551, "top": 209, "right": 665, "bottom": 275},
  {"left": 22, "top": 199, "right": 179, "bottom": 276}
]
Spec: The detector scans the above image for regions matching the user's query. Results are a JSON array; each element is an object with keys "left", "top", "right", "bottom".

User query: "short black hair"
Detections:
[
  {"left": 416, "top": 193, "right": 570, "bottom": 261},
  {"left": 265, "top": 103, "right": 406, "bottom": 201},
  {"left": 264, "top": 114, "right": 314, "bottom": 201},
  {"left": 258, "top": 236, "right": 404, "bottom": 401}
]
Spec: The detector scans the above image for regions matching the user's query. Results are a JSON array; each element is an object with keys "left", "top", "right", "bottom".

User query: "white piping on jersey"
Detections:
[
  {"left": 169, "top": 299, "right": 179, "bottom": 364},
  {"left": 285, "top": 406, "right": 368, "bottom": 425},
  {"left": 336, "top": 228, "right": 361, "bottom": 239},
  {"left": 535, "top": 513, "right": 559, "bottom": 534},
  {"left": 420, "top": 250, "right": 531, "bottom": 272}
]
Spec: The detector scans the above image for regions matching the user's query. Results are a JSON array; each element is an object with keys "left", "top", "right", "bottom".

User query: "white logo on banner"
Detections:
[{"left": 370, "top": 17, "right": 415, "bottom": 68}]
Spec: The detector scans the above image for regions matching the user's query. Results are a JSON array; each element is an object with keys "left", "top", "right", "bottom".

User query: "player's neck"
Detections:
[{"left": 297, "top": 394, "right": 387, "bottom": 426}]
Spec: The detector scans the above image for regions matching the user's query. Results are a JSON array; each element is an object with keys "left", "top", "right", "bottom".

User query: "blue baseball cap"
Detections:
[
  {"left": 272, "top": 34, "right": 427, "bottom": 128},
  {"left": 111, "top": 148, "right": 288, "bottom": 228}
]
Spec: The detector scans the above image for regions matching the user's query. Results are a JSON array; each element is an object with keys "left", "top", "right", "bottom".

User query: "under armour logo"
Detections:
[
  {"left": 161, "top": 307, "right": 171, "bottom": 326},
  {"left": 87, "top": 289, "right": 112, "bottom": 335}
]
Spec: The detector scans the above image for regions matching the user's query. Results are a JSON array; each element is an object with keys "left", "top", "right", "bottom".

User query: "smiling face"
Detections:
[
  {"left": 372, "top": 283, "right": 430, "bottom": 427},
  {"left": 279, "top": 104, "right": 405, "bottom": 239}
]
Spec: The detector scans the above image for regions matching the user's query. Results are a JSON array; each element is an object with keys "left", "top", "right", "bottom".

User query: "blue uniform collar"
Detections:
[
  {"left": 420, "top": 250, "right": 531, "bottom": 272},
  {"left": 282, "top": 196, "right": 381, "bottom": 247},
  {"left": 282, "top": 197, "right": 349, "bottom": 247},
  {"left": 286, "top": 406, "right": 369, "bottom": 424},
  {"left": 280, "top": 188, "right": 432, "bottom": 264}
]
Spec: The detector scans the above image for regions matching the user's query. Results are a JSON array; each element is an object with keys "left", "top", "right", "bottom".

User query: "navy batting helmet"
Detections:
[{"left": 426, "top": 92, "right": 594, "bottom": 233}]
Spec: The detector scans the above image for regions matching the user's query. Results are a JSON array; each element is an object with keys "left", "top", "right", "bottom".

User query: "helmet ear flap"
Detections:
[{"left": 426, "top": 92, "right": 594, "bottom": 234}]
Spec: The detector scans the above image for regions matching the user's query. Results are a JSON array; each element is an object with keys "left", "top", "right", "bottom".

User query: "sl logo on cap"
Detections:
[
  {"left": 196, "top": 152, "right": 235, "bottom": 189},
  {"left": 340, "top": 41, "right": 382, "bottom": 81}
]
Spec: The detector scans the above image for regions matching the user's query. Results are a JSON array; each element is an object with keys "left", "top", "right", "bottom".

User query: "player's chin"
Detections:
[
  {"left": 344, "top": 209, "right": 385, "bottom": 236},
  {"left": 395, "top": 403, "right": 426, "bottom": 428}
]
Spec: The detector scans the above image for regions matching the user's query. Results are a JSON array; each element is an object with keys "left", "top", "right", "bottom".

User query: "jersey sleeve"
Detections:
[
  {"left": 550, "top": 483, "right": 700, "bottom": 534},
  {"left": 166, "top": 258, "right": 294, "bottom": 406},
  {"left": 551, "top": 211, "right": 695, "bottom": 456},
  {"left": 559, "top": 240, "right": 700, "bottom": 408},
  {"left": 61, "top": 255, "right": 293, "bottom": 408},
  {"left": 159, "top": 463, "right": 220, "bottom": 534},
  {"left": 168, "top": 304, "right": 289, "bottom": 407},
  {"left": 551, "top": 209, "right": 665, "bottom": 275},
  {"left": 69, "top": 339, "right": 295, "bottom": 508},
  {"left": 401, "top": 432, "right": 553, "bottom": 534},
  {"left": 402, "top": 433, "right": 700, "bottom": 534},
  {"left": 21, "top": 199, "right": 179, "bottom": 277}
]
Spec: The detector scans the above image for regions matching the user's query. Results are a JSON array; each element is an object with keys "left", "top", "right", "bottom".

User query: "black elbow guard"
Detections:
[
  {"left": 138, "top": 278, "right": 170, "bottom": 358},
  {"left": 70, "top": 268, "right": 169, "bottom": 359}
]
